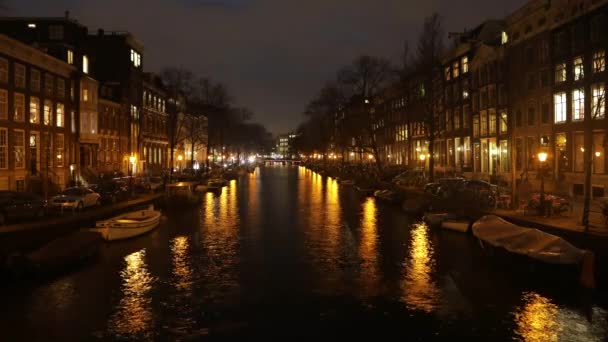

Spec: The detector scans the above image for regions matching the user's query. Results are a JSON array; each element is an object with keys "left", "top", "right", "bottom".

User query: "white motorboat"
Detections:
[
  {"left": 441, "top": 219, "right": 470, "bottom": 233},
  {"left": 94, "top": 205, "right": 161, "bottom": 241}
]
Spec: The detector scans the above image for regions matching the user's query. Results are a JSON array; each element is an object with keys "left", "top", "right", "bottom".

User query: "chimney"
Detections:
[
  {"left": 98, "top": 28, "right": 104, "bottom": 36},
  {"left": 65, "top": 10, "right": 69, "bottom": 19}
]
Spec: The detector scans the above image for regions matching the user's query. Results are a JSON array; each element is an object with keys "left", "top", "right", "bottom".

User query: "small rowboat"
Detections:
[{"left": 94, "top": 205, "right": 161, "bottom": 241}]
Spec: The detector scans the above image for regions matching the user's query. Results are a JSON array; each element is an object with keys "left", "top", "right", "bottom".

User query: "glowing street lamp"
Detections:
[{"left": 538, "top": 152, "right": 548, "bottom": 216}]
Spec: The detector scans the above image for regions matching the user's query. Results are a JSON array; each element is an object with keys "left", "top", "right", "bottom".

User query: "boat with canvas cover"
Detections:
[
  {"left": 472, "top": 215, "right": 595, "bottom": 288},
  {"left": 94, "top": 205, "right": 161, "bottom": 241}
]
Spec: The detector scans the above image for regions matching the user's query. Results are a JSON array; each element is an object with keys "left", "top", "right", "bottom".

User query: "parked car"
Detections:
[
  {"left": 90, "top": 181, "right": 129, "bottom": 204},
  {"left": 50, "top": 187, "right": 101, "bottom": 211},
  {"left": 0, "top": 191, "right": 46, "bottom": 225},
  {"left": 147, "top": 177, "right": 165, "bottom": 192}
]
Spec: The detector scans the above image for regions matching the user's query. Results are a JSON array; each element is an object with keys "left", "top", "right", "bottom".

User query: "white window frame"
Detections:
[
  {"left": 572, "top": 88, "right": 585, "bottom": 121},
  {"left": 592, "top": 83, "right": 605, "bottom": 119},
  {"left": 67, "top": 49, "right": 74, "bottom": 65},
  {"left": 29, "top": 97, "right": 39, "bottom": 124},
  {"left": 56, "top": 103, "right": 64, "bottom": 127},
  {"left": 573, "top": 56, "right": 584, "bottom": 81},
  {"left": 554, "top": 92, "right": 567, "bottom": 123},
  {"left": 0, "top": 89, "right": 6, "bottom": 120},
  {"left": 0, "top": 58, "right": 7, "bottom": 83},
  {"left": 555, "top": 63, "right": 566, "bottom": 83},
  {"left": 13, "top": 93, "right": 24, "bottom": 122},
  {"left": 43, "top": 100, "right": 52, "bottom": 126},
  {"left": 14, "top": 63, "right": 25, "bottom": 88},
  {"left": 593, "top": 50, "right": 605, "bottom": 73},
  {"left": 13, "top": 129, "right": 25, "bottom": 169}
]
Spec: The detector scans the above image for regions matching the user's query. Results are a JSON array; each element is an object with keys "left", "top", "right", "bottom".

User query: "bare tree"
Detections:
[
  {"left": 415, "top": 13, "right": 444, "bottom": 182},
  {"left": 337, "top": 55, "right": 394, "bottom": 174},
  {"left": 160, "top": 68, "right": 192, "bottom": 180}
]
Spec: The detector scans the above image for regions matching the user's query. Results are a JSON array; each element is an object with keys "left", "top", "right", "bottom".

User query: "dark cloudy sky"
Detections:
[{"left": 7, "top": 0, "right": 526, "bottom": 134}]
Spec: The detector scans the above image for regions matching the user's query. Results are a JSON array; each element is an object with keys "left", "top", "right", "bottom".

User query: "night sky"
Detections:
[{"left": 7, "top": 0, "right": 526, "bottom": 135}]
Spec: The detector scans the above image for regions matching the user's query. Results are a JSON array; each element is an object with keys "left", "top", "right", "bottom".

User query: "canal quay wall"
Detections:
[
  {"left": 0, "top": 194, "right": 163, "bottom": 257},
  {"left": 303, "top": 164, "right": 608, "bottom": 289}
]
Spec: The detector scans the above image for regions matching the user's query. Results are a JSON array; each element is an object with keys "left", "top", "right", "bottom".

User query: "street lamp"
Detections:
[
  {"left": 177, "top": 154, "right": 183, "bottom": 172},
  {"left": 129, "top": 155, "right": 137, "bottom": 196},
  {"left": 537, "top": 152, "right": 548, "bottom": 216}
]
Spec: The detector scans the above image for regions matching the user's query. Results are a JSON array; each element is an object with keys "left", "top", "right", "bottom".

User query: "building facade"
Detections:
[{"left": 0, "top": 34, "right": 76, "bottom": 192}]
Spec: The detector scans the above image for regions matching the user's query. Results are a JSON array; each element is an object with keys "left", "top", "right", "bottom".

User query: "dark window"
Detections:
[
  {"left": 540, "top": 70, "right": 550, "bottom": 87},
  {"left": 539, "top": 39, "right": 549, "bottom": 63},
  {"left": 527, "top": 73, "right": 537, "bottom": 90},
  {"left": 554, "top": 30, "right": 567, "bottom": 56},
  {"left": 573, "top": 184, "right": 584, "bottom": 196},
  {"left": 498, "top": 84, "right": 506, "bottom": 106},
  {"left": 525, "top": 46, "right": 535, "bottom": 64},
  {"left": 591, "top": 14, "right": 606, "bottom": 43},
  {"left": 541, "top": 100, "right": 550, "bottom": 124},
  {"left": 528, "top": 106, "right": 536, "bottom": 126},
  {"left": 515, "top": 138, "right": 523, "bottom": 170},
  {"left": 516, "top": 109, "right": 523, "bottom": 127}
]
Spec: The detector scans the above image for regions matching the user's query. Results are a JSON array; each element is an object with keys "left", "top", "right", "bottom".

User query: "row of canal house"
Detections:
[
  {"left": 0, "top": 13, "right": 207, "bottom": 194},
  {"left": 348, "top": 0, "right": 608, "bottom": 201}
]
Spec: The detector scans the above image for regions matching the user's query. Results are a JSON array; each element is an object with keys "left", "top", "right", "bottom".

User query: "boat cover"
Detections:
[{"left": 472, "top": 215, "right": 585, "bottom": 265}]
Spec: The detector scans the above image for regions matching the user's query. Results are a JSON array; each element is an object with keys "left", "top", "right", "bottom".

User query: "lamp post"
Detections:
[
  {"left": 537, "top": 152, "right": 548, "bottom": 216},
  {"left": 177, "top": 154, "right": 183, "bottom": 173},
  {"left": 129, "top": 155, "right": 136, "bottom": 196},
  {"left": 419, "top": 153, "right": 426, "bottom": 179}
]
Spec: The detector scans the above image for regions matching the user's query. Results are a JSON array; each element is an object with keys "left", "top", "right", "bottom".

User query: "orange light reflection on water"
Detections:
[
  {"left": 109, "top": 249, "right": 155, "bottom": 339},
  {"left": 401, "top": 222, "right": 440, "bottom": 313}
]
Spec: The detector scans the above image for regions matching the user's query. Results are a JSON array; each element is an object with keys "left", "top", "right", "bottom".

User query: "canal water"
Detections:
[{"left": 2, "top": 166, "right": 607, "bottom": 340}]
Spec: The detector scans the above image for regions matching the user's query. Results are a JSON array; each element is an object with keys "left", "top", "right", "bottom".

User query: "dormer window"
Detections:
[
  {"left": 27, "top": 23, "right": 36, "bottom": 29},
  {"left": 130, "top": 49, "right": 141, "bottom": 68},
  {"left": 82, "top": 55, "right": 89, "bottom": 74}
]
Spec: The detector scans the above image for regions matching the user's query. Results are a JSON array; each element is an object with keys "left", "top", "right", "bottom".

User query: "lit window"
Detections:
[
  {"left": 592, "top": 83, "right": 605, "bottom": 119},
  {"left": 83, "top": 88, "right": 88, "bottom": 102},
  {"left": 501, "top": 31, "right": 509, "bottom": 45},
  {"left": 573, "top": 56, "right": 584, "bottom": 81},
  {"left": 13, "top": 93, "right": 24, "bottom": 122},
  {"left": 489, "top": 110, "right": 496, "bottom": 135},
  {"left": 67, "top": 49, "right": 74, "bottom": 65},
  {"left": 130, "top": 49, "right": 141, "bottom": 68},
  {"left": 82, "top": 55, "right": 89, "bottom": 74},
  {"left": 44, "top": 100, "right": 52, "bottom": 125},
  {"left": 29, "top": 97, "right": 39, "bottom": 124},
  {"left": 453, "top": 61, "right": 460, "bottom": 78},
  {"left": 27, "top": 23, "right": 36, "bottom": 28},
  {"left": 593, "top": 50, "right": 605, "bottom": 73},
  {"left": 56, "top": 103, "right": 64, "bottom": 127},
  {"left": 572, "top": 89, "right": 585, "bottom": 121},
  {"left": 554, "top": 92, "right": 567, "bottom": 123},
  {"left": 461, "top": 56, "right": 468, "bottom": 74},
  {"left": 555, "top": 63, "right": 566, "bottom": 83},
  {"left": 499, "top": 110, "right": 508, "bottom": 133},
  {"left": 444, "top": 66, "right": 451, "bottom": 81},
  {"left": 55, "top": 134, "right": 64, "bottom": 167}
]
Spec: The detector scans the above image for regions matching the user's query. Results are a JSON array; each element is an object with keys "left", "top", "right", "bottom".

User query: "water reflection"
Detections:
[
  {"left": 109, "top": 249, "right": 155, "bottom": 339},
  {"left": 171, "top": 236, "right": 193, "bottom": 291},
  {"left": 401, "top": 223, "right": 440, "bottom": 313},
  {"left": 514, "top": 291, "right": 608, "bottom": 342},
  {"left": 358, "top": 198, "right": 379, "bottom": 294}
]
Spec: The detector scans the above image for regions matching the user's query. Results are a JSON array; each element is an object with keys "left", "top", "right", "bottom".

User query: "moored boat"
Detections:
[
  {"left": 423, "top": 213, "right": 453, "bottom": 227},
  {"left": 93, "top": 205, "right": 161, "bottom": 241},
  {"left": 6, "top": 231, "right": 103, "bottom": 277},
  {"left": 166, "top": 181, "right": 200, "bottom": 204},
  {"left": 373, "top": 189, "right": 401, "bottom": 204},
  {"left": 472, "top": 215, "right": 595, "bottom": 288},
  {"left": 441, "top": 219, "right": 471, "bottom": 233},
  {"left": 339, "top": 179, "right": 354, "bottom": 186}
]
